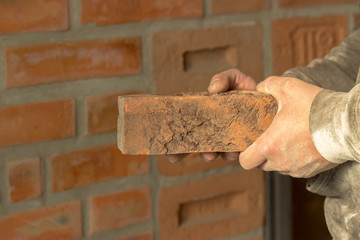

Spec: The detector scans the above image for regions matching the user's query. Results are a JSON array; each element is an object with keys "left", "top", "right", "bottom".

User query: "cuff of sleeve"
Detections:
[{"left": 310, "top": 89, "right": 357, "bottom": 164}]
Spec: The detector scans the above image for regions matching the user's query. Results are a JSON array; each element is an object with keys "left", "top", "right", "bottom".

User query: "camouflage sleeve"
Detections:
[{"left": 282, "top": 25, "right": 360, "bottom": 163}]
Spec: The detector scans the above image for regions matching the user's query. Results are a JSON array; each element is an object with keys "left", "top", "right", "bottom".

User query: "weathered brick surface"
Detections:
[
  {"left": 0, "top": 201, "right": 82, "bottom": 240},
  {"left": 272, "top": 15, "right": 348, "bottom": 75},
  {"left": 51, "top": 144, "right": 149, "bottom": 192},
  {"left": 7, "top": 158, "right": 43, "bottom": 202},
  {"left": 159, "top": 171, "right": 265, "bottom": 240},
  {"left": 278, "top": 0, "right": 357, "bottom": 8},
  {"left": 86, "top": 91, "right": 144, "bottom": 135},
  {"left": 0, "top": 0, "right": 69, "bottom": 34},
  {"left": 114, "top": 232, "right": 153, "bottom": 240},
  {"left": 0, "top": 99, "right": 75, "bottom": 148},
  {"left": 5, "top": 38, "right": 141, "bottom": 88},
  {"left": 118, "top": 91, "right": 277, "bottom": 155},
  {"left": 90, "top": 187, "right": 152, "bottom": 234},
  {"left": 211, "top": 0, "right": 267, "bottom": 14},
  {"left": 157, "top": 154, "right": 237, "bottom": 176},
  {"left": 152, "top": 24, "right": 263, "bottom": 94},
  {"left": 81, "top": 0, "right": 203, "bottom": 26}
]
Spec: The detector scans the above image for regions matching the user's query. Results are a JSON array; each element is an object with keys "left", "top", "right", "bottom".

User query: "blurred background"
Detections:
[{"left": 0, "top": 0, "right": 359, "bottom": 239}]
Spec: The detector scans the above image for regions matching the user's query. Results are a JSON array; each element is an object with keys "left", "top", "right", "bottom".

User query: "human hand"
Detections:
[
  {"left": 166, "top": 69, "right": 257, "bottom": 163},
  {"left": 239, "top": 76, "right": 339, "bottom": 178}
]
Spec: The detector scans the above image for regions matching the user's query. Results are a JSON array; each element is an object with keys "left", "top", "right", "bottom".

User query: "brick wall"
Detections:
[{"left": 0, "top": 1, "right": 358, "bottom": 240}]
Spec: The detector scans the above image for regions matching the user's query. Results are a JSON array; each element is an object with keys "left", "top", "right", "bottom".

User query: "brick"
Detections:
[
  {"left": 114, "top": 232, "right": 153, "bottom": 240},
  {"left": 7, "top": 158, "right": 42, "bottom": 202},
  {"left": 152, "top": 24, "right": 263, "bottom": 94},
  {"left": 0, "top": 0, "right": 68, "bottom": 34},
  {"left": 90, "top": 187, "right": 152, "bottom": 234},
  {"left": 118, "top": 91, "right": 277, "bottom": 155},
  {"left": 355, "top": 14, "right": 360, "bottom": 25},
  {"left": 159, "top": 171, "right": 265, "bottom": 240},
  {"left": 86, "top": 90, "right": 144, "bottom": 135},
  {"left": 278, "top": 0, "right": 357, "bottom": 8},
  {"left": 157, "top": 154, "right": 237, "bottom": 176},
  {"left": 211, "top": 0, "right": 267, "bottom": 14},
  {"left": 5, "top": 38, "right": 141, "bottom": 88},
  {"left": 81, "top": 0, "right": 203, "bottom": 26},
  {"left": 0, "top": 201, "right": 82, "bottom": 240},
  {"left": 0, "top": 99, "right": 75, "bottom": 148},
  {"left": 272, "top": 15, "right": 348, "bottom": 75},
  {"left": 51, "top": 144, "right": 149, "bottom": 192}
]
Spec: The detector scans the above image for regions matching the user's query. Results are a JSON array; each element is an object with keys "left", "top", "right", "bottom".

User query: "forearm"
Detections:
[{"left": 282, "top": 24, "right": 360, "bottom": 91}]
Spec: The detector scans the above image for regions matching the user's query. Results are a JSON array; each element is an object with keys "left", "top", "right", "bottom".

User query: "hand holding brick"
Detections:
[{"left": 118, "top": 91, "right": 277, "bottom": 155}]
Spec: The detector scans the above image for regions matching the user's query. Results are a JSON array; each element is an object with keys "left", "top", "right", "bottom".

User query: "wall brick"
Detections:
[
  {"left": 159, "top": 171, "right": 264, "bottom": 240},
  {"left": 152, "top": 24, "right": 263, "bottom": 94},
  {"left": 272, "top": 15, "right": 348, "bottom": 75},
  {"left": 5, "top": 38, "right": 141, "bottom": 88},
  {"left": 90, "top": 187, "right": 152, "bottom": 234},
  {"left": 278, "top": 0, "right": 357, "bottom": 8},
  {"left": 114, "top": 232, "right": 153, "bottom": 240},
  {"left": 86, "top": 90, "right": 144, "bottom": 135},
  {"left": 0, "top": 99, "right": 75, "bottom": 148},
  {"left": 118, "top": 91, "right": 277, "bottom": 154},
  {"left": 211, "top": 0, "right": 267, "bottom": 14},
  {"left": 81, "top": 0, "right": 203, "bottom": 26},
  {"left": 355, "top": 14, "right": 360, "bottom": 25},
  {"left": 0, "top": 0, "right": 69, "bottom": 34},
  {"left": 7, "top": 158, "right": 43, "bottom": 202},
  {"left": 51, "top": 144, "right": 149, "bottom": 192},
  {"left": 157, "top": 154, "right": 238, "bottom": 176},
  {"left": 0, "top": 201, "right": 82, "bottom": 240}
]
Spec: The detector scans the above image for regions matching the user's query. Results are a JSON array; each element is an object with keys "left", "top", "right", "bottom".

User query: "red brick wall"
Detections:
[{"left": 0, "top": 0, "right": 358, "bottom": 240}]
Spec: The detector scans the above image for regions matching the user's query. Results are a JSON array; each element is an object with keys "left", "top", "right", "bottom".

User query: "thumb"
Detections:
[{"left": 257, "top": 76, "right": 288, "bottom": 111}]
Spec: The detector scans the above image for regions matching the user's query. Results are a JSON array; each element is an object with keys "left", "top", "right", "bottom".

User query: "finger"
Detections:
[
  {"left": 256, "top": 76, "right": 288, "bottom": 98},
  {"left": 239, "top": 135, "right": 268, "bottom": 170},
  {"left": 200, "top": 152, "right": 219, "bottom": 162},
  {"left": 166, "top": 153, "right": 189, "bottom": 163},
  {"left": 208, "top": 77, "right": 230, "bottom": 93},
  {"left": 220, "top": 152, "right": 240, "bottom": 162}
]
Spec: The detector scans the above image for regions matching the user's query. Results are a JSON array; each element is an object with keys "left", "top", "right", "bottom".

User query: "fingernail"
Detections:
[
  {"left": 209, "top": 79, "right": 219, "bottom": 92},
  {"left": 166, "top": 155, "right": 178, "bottom": 163},
  {"left": 203, "top": 152, "right": 215, "bottom": 162}
]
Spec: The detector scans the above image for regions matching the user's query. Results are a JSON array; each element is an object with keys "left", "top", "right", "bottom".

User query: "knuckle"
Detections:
[{"left": 282, "top": 78, "right": 297, "bottom": 92}]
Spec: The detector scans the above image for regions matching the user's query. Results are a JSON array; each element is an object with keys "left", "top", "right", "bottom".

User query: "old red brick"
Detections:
[
  {"left": 7, "top": 158, "right": 43, "bottom": 202},
  {"left": 118, "top": 91, "right": 277, "bottom": 155},
  {"left": 157, "top": 154, "right": 237, "bottom": 176},
  {"left": 90, "top": 187, "right": 152, "bottom": 234},
  {"left": 0, "top": 201, "right": 82, "bottom": 240},
  {"left": 86, "top": 91, "right": 144, "bottom": 135},
  {"left": 0, "top": 0, "right": 69, "bottom": 34},
  {"left": 211, "top": 0, "right": 267, "bottom": 14},
  {"left": 272, "top": 15, "right": 348, "bottom": 75},
  {"left": 51, "top": 144, "right": 149, "bottom": 192},
  {"left": 152, "top": 24, "right": 263, "bottom": 94},
  {"left": 354, "top": 14, "right": 360, "bottom": 25},
  {"left": 159, "top": 171, "right": 265, "bottom": 240},
  {"left": 0, "top": 99, "right": 75, "bottom": 148},
  {"left": 81, "top": 0, "right": 203, "bottom": 26},
  {"left": 114, "top": 232, "right": 153, "bottom": 240},
  {"left": 278, "top": 0, "right": 357, "bottom": 8},
  {"left": 5, "top": 38, "right": 141, "bottom": 88}
]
